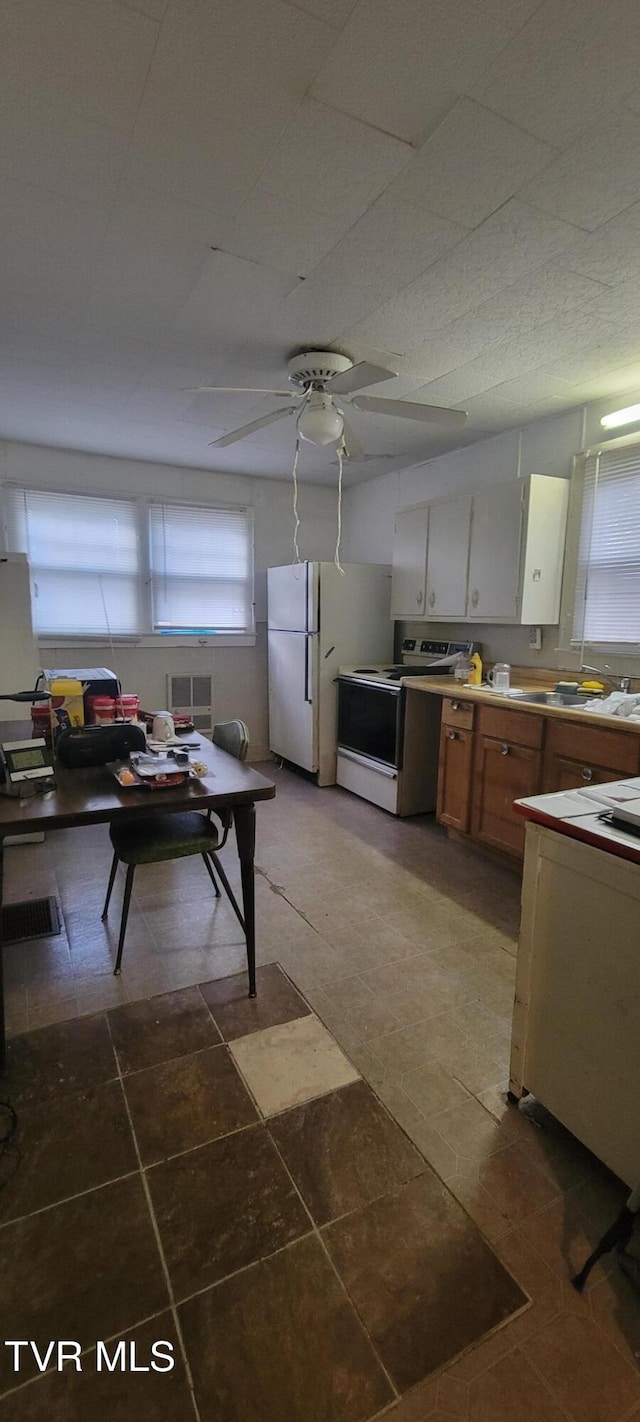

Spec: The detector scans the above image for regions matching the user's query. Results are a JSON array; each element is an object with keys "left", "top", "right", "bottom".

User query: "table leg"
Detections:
[
  {"left": 0, "top": 838, "right": 5, "bottom": 1070},
  {"left": 234, "top": 802, "right": 257, "bottom": 998}
]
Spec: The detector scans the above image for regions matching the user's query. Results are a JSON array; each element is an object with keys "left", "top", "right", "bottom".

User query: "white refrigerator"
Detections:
[{"left": 267, "top": 561, "right": 392, "bottom": 786}]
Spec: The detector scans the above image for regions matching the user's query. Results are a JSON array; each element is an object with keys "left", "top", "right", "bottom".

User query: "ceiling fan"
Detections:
[{"left": 188, "top": 351, "right": 467, "bottom": 453}]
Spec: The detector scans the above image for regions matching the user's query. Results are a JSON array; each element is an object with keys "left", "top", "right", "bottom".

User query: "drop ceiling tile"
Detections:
[
  {"left": 290, "top": 0, "right": 359, "bottom": 26},
  {"left": 176, "top": 251, "right": 300, "bottom": 343},
  {"left": 351, "top": 199, "right": 583, "bottom": 351},
  {"left": 563, "top": 361, "right": 640, "bottom": 402},
  {"left": 0, "top": 87, "right": 128, "bottom": 203},
  {"left": 0, "top": 0, "right": 157, "bottom": 131},
  {"left": 558, "top": 207, "right": 640, "bottom": 286},
  {"left": 473, "top": 0, "right": 640, "bottom": 146},
  {"left": 277, "top": 194, "right": 465, "bottom": 346},
  {"left": 125, "top": 86, "right": 271, "bottom": 219},
  {"left": 311, "top": 0, "right": 540, "bottom": 144},
  {"left": 258, "top": 98, "right": 413, "bottom": 225},
  {"left": 539, "top": 329, "right": 640, "bottom": 385},
  {"left": 220, "top": 190, "right": 347, "bottom": 277},
  {"left": 147, "top": 0, "right": 335, "bottom": 142},
  {"left": 401, "top": 264, "right": 607, "bottom": 381},
  {"left": 520, "top": 106, "right": 640, "bottom": 230},
  {"left": 570, "top": 277, "right": 640, "bottom": 326},
  {"left": 104, "top": 183, "right": 222, "bottom": 261},
  {"left": 86, "top": 246, "right": 208, "bottom": 340},
  {"left": 390, "top": 99, "right": 556, "bottom": 228},
  {"left": 119, "top": 0, "right": 168, "bottom": 18}
]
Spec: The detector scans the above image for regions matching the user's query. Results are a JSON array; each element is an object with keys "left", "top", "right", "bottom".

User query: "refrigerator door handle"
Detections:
[{"left": 304, "top": 634, "right": 312, "bottom": 703}]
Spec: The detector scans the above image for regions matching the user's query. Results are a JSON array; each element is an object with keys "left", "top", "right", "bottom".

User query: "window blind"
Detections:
[
  {"left": 573, "top": 443, "right": 640, "bottom": 647},
  {"left": 3, "top": 487, "right": 141, "bottom": 636},
  {"left": 149, "top": 502, "right": 253, "bottom": 633}
]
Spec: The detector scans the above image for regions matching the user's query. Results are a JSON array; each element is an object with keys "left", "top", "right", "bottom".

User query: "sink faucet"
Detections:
[{"left": 580, "top": 664, "right": 632, "bottom": 694}]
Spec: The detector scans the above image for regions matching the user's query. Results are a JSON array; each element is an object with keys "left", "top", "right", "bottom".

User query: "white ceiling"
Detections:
[{"left": 2, "top": 0, "right": 640, "bottom": 485}]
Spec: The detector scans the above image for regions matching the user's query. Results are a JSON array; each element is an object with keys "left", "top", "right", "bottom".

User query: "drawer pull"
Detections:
[
  {"left": 451, "top": 699, "right": 460, "bottom": 710},
  {"left": 447, "top": 729, "right": 458, "bottom": 740},
  {"left": 500, "top": 742, "right": 510, "bottom": 755},
  {"left": 582, "top": 766, "right": 593, "bottom": 782}
]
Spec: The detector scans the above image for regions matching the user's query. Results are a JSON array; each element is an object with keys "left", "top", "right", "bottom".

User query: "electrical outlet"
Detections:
[{"left": 529, "top": 626, "right": 542, "bottom": 651}]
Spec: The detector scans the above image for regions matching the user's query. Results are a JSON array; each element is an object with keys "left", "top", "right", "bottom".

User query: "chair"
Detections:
[{"left": 101, "top": 720, "right": 250, "bottom": 975}]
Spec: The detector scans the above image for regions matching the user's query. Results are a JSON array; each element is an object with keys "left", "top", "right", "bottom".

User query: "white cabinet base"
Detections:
[
  {"left": 336, "top": 751, "right": 399, "bottom": 813},
  {"left": 511, "top": 821, "right": 640, "bottom": 1186}
]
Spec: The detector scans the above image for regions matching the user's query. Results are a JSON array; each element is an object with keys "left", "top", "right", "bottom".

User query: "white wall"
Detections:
[
  {"left": 341, "top": 394, "right": 636, "bottom": 673},
  {"left": 0, "top": 440, "right": 339, "bottom": 758}
]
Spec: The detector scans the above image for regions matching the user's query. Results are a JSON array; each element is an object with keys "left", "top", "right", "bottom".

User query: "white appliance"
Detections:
[
  {"left": 336, "top": 638, "right": 475, "bottom": 815},
  {"left": 267, "top": 562, "right": 392, "bottom": 786},
  {"left": 0, "top": 554, "right": 39, "bottom": 720}
]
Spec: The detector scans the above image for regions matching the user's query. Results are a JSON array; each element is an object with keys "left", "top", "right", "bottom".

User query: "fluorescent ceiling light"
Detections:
[{"left": 600, "top": 402, "right": 640, "bottom": 429}]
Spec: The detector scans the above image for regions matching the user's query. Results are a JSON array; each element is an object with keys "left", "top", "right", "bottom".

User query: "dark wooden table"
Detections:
[{"left": 0, "top": 723, "right": 276, "bottom": 1067}]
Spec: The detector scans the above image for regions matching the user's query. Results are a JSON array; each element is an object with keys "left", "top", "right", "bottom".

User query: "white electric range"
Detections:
[{"left": 336, "top": 639, "right": 476, "bottom": 814}]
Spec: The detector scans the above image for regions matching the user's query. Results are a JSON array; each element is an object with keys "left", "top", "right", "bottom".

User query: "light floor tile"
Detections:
[{"left": 229, "top": 1013, "right": 360, "bottom": 1116}]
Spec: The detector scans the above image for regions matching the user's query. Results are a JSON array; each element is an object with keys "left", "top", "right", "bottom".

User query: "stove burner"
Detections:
[{"left": 353, "top": 667, "right": 379, "bottom": 673}]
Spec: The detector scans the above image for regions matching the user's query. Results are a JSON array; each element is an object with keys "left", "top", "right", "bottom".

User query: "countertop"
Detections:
[
  {"left": 514, "top": 780, "right": 640, "bottom": 867},
  {"left": 403, "top": 675, "right": 640, "bottom": 736}
]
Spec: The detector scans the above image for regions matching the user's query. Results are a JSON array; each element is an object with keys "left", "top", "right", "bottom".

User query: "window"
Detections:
[
  {"left": 572, "top": 443, "right": 640, "bottom": 649},
  {"left": 2, "top": 486, "right": 254, "bottom": 640},
  {"left": 149, "top": 502, "right": 252, "bottom": 633}
]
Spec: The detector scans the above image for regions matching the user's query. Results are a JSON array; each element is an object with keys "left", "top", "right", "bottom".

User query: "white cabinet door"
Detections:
[
  {"left": 467, "top": 483, "right": 524, "bottom": 622},
  {"left": 391, "top": 506, "right": 429, "bottom": 619},
  {"left": 425, "top": 495, "right": 472, "bottom": 619}
]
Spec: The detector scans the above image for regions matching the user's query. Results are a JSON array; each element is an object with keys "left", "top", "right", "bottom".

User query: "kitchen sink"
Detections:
[{"left": 508, "top": 691, "right": 589, "bottom": 708}]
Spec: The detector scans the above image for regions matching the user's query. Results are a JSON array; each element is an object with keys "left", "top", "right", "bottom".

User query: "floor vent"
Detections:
[{"left": 2, "top": 896, "right": 61, "bottom": 945}]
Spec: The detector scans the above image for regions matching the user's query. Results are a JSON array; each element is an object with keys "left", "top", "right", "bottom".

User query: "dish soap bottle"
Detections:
[{"left": 468, "top": 652, "right": 483, "bottom": 685}]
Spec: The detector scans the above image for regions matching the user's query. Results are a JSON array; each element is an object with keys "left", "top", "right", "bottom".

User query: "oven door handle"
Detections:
[{"left": 337, "top": 747, "right": 398, "bottom": 778}]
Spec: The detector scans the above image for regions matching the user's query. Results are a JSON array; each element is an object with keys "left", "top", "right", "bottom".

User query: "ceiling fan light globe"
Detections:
[{"left": 297, "top": 402, "right": 344, "bottom": 446}]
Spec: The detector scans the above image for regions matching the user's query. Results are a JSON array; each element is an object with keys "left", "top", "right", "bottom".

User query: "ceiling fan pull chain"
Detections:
[
  {"left": 291, "top": 435, "right": 302, "bottom": 566},
  {"left": 334, "top": 443, "right": 345, "bottom": 576}
]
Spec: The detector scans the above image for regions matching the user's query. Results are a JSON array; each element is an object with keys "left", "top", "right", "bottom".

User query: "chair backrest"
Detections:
[{"left": 212, "top": 719, "right": 249, "bottom": 762}]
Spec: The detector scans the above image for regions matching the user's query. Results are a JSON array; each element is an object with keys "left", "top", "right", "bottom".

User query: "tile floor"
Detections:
[
  {"left": 0, "top": 966, "right": 525, "bottom": 1418},
  {"left": 2, "top": 764, "right": 640, "bottom": 1418}
]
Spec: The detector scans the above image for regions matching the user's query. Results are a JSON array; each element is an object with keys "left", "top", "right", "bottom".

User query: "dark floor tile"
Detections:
[
  {"left": 323, "top": 1173, "right": 526, "bottom": 1394},
  {"left": 125, "top": 1044, "right": 257, "bottom": 1164},
  {"left": 270, "top": 1079, "right": 426, "bottom": 1225},
  {"left": 179, "top": 1233, "right": 393, "bottom": 1422},
  {"left": 108, "top": 986, "right": 220, "bottom": 1074},
  {"left": 148, "top": 1122, "right": 310, "bottom": 1299},
  {"left": 0, "top": 1175, "right": 169, "bottom": 1393},
  {"left": 3, "top": 1313, "right": 192, "bottom": 1419},
  {"left": 0, "top": 1012, "right": 116, "bottom": 1108},
  {"left": 199, "top": 962, "right": 310, "bottom": 1041},
  {"left": 0, "top": 1079, "right": 137, "bottom": 1223}
]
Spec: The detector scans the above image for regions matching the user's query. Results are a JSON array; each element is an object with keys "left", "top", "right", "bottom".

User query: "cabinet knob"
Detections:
[
  {"left": 447, "top": 729, "right": 458, "bottom": 740},
  {"left": 470, "top": 588, "right": 479, "bottom": 608},
  {"left": 417, "top": 589, "right": 423, "bottom": 605},
  {"left": 500, "top": 742, "right": 510, "bottom": 755},
  {"left": 428, "top": 590, "right": 436, "bottom": 608},
  {"left": 581, "top": 766, "right": 593, "bottom": 782},
  {"left": 451, "top": 699, "right": 459, "bottom": 710}
]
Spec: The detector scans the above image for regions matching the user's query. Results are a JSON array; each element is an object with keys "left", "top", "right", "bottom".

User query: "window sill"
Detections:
[{"left": 38, "top": 634, "right": 256, "bottom": 649}]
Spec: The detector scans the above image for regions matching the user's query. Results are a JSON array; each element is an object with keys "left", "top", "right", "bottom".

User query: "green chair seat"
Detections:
[{"left": 110, "top": 811, "right": 221, "bottom": 865}]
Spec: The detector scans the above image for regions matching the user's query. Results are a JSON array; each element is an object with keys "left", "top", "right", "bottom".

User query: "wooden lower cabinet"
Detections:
[
  {"left": 437, "top": 723, "right": 474, "bottom": 830},
  {"left": 470, "top": 735, "right": 542, "bottom": 857},
  {"left": 542, "top": 720, "right": 640, "bottom": 793}
]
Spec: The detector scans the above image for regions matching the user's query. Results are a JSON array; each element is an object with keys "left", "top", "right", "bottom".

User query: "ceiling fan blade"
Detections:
[
  {"left": 209, "top": 406, "right": 295, "bottom": 447},
  {"left": 352, "top": 395, "right": 467, "bottom": 429},
  {"left": 339, "top": 412, "right": 365, "bottom": 460},
  {"left": 185, "top": 386, "right": 294, "bottom": 395},
  {"left": 326, "top": 361, "right": 396, "bottom": 395}
]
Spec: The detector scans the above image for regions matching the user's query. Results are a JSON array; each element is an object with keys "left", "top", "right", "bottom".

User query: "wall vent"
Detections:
[{"left": 167, "top": 673, "right": 213, "bottom": 732}]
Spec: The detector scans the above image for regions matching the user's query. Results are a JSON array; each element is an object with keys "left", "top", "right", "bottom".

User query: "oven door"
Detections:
[{"left": 337, "top": 679, "right": 403, "bottom": 770}]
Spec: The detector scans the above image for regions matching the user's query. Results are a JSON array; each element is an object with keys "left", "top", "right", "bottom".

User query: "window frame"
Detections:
[
  {"left": 560, "top": 434, "right": 640, "bottom": 660},
  {"left": 0, "top": 482, "right": 256, "bottom": 648}
]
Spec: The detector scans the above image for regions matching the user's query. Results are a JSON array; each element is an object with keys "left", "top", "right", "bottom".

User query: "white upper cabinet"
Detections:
[
  {"left": 391, "top": 474, "right": 569, "bottom": 625},
  {"left": 467, "top": 474, "right": 569, "bottom": 624},
  {"left": 425, "top": 495, "right": 472, "bottom": 620},
  {"left": 391, "top": 505, "right": 429, "bottom": 619}
]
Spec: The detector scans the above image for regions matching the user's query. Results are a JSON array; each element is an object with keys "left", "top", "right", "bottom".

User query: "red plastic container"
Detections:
[
  {"left": 114, "top": 693, "right": 140, "bottom": 722},
  {"left": 86, "top": 695, "right": 116, "bottom": 724},
  {"left": 31, "top": 703, "right": 52, "bottom": 743}
]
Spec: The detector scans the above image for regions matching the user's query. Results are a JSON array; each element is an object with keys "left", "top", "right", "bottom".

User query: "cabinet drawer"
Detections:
[
  {"left": 442, "top": 696, "right": 475, "bottom": 730},
  {"left": 477, "top": 705, "right": 544, "bottom": 749},
  {"left": 545, "top": 720, "right": 640, "bottom": 776}
]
